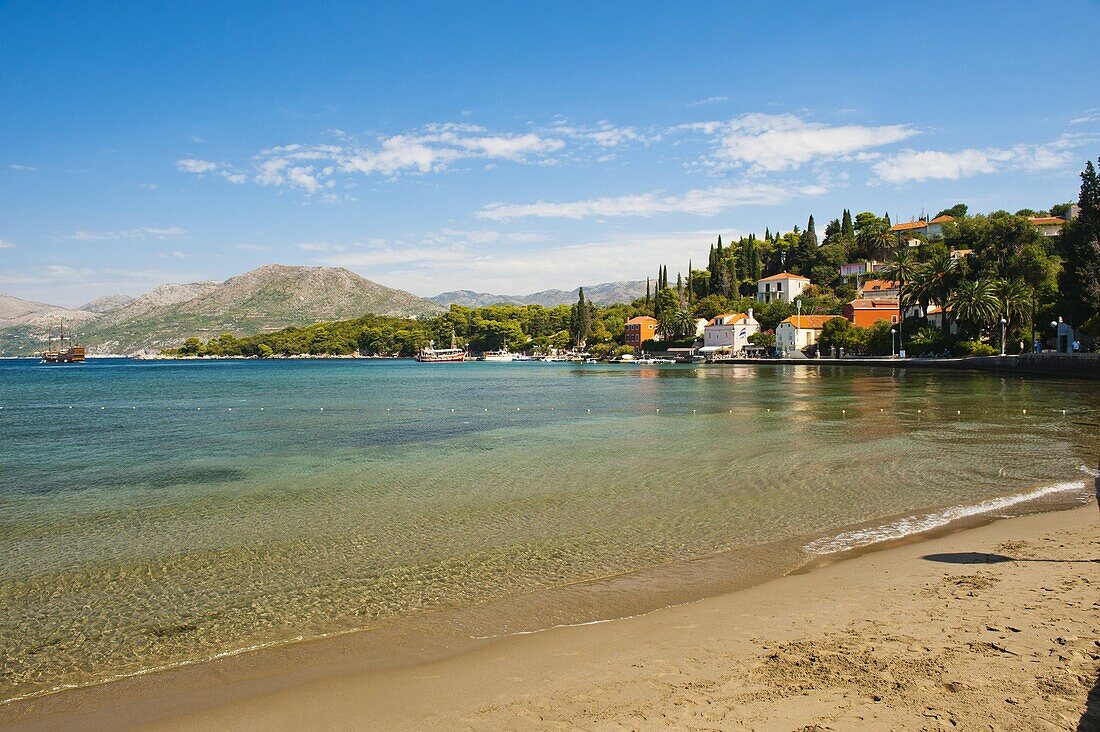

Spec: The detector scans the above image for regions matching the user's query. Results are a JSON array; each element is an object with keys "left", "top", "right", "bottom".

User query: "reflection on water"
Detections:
[{"left": 0, "top": 358, "right": 1096, "bottom": 702}]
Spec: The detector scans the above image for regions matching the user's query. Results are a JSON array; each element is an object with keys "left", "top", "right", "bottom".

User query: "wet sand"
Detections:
[{"left": 3, "top": 502, "right": 1097, "bottom": 730}]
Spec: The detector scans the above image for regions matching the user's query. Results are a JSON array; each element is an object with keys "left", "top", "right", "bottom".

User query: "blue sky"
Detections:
[{"left": 1, "top": 0, "right": 1098, "bottom": 306}]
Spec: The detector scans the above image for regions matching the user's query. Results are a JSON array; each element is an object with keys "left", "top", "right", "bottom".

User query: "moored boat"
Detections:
[{"left": 415, "top": 329, "right": 468, "bottom": 363}]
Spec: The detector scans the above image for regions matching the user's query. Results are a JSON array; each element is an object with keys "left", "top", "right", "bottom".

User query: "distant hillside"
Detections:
[
  {"left": 79, "top": 293, "right": 135, "bottom": 314},
  {"left": 0, "top": 291, "right": 98, "bottom": 330},
  {"left": 430, "top": 280, "right": 647, "bottom": 308},
  {"left": 0, "top": 265, "right": 445, "bottom": 356},
  {"left": 77, "top": 264, "right": 444, "bottom": 354}
]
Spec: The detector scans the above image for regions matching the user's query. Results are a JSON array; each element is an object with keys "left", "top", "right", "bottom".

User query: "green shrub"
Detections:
[{"left": 956, "top": 339, "right": 997, "bottom": 357}]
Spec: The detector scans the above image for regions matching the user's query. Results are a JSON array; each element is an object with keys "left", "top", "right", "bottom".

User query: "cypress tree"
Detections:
[
  {"left": 841, "top": 209, "right": 854, "bottom": 239},
  {"left": 645, "top": 277, "right": 651, "bottom": 309},
  {"left": 804, "top": 215, "right": 818, "bottom": 249}
]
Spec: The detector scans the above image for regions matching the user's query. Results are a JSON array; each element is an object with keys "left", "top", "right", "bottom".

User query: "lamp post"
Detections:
[
  {"left": 795, "top": 299, "right": 801, "bottom": 358},
  {"left": 891, "top": 328, "right": 896, "bottom": 358},
  {"left": 1000, "top": 317, "right": 1007, "bottom": 356}
]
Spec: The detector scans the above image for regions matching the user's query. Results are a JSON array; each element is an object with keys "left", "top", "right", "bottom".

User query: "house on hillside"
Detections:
[
  {"left": 844, "top": 299, "right": 900, "bottom": 328},
  {"left": 756, "top": 272, "right": 810, "bottom": 304},
  {"left": 858, "top": 279, "right": 899, "bottom": 300},
  {"left": 776, "top": 315, "right": 835, "bottom": 356},
  {"left": 889, "top": 214, "right": 954, "bottom": 241},
  {"left": 624, "top": 316, "right": 658, "bottom": 351},
  {"left": 1028, "top": 216, "right": 1066, "bottom": 237},
  {"left": 700, "top": 311, "right": 760, "bottom": 356}
]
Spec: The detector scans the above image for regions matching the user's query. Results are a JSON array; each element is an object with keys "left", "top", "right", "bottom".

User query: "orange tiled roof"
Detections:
[
  {"left": 889, "top": 220, "right": 927, "bottom": 232},
  {"left": 860, "top": 279, "right": 898, "bottom": 292},
  {"left": 847, "top": 298, "right": 900, "bottom": 309},
  {"left": 928, "top": 215, "right": 955, "bottom": 224},
  {"left": 780, "top": 315, "right": 838, "bottom": 329},
  {"left": 625, "top": 316, "right": 658, "bottom": 324},
  {"left": 758, "top": 271, "right": 810, "bottom": 283},
  {"left": 1028, "top": 216, "right": 1066, "bottom": 226},
  {"left": 706, "top": 312, "right": 750, "bottom": 326}
]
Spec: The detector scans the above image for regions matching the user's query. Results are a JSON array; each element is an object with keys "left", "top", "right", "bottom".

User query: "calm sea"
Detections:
[{"left": 1, "top": 358, "right": 1096, "bottom": 703}]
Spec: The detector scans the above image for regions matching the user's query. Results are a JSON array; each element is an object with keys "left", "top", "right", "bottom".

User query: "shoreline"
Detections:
[{"left": 2, "top": 493, "right": 1096, "bottom": 730}]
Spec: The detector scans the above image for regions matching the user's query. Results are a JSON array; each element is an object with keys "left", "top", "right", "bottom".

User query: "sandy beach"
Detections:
[{"left": 2, "top": 502, "right": 1095, "bottom": 731}]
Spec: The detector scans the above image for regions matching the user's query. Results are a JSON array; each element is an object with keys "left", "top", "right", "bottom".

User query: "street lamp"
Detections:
[
  {"left": 1000, "top": 318, "right": 1007, "bottom": 356},
  {"left": 891, "top": 328, "right": 896, "bottom": 358}
]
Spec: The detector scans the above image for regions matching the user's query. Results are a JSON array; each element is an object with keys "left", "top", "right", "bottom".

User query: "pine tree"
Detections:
[
  {"left": 764, "top": 227, "right": 771, "bottom": 242},
  {"left": 1058, "top": 158, "right": 1100, "bottom": 325},
  {"left": 569, "top": 288, "right": 592, "bottom": 347},
  {"left": 841, "top": 209, "right": 854, "bottom": 239}
]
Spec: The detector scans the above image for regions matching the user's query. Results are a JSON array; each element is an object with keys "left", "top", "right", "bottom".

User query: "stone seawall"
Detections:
[{"left": 714, "top": 353, "right": 1100, "bottom": 380}]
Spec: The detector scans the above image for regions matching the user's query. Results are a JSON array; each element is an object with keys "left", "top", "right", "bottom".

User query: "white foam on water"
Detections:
[{"left": 803, "top": 479, "right": 1089, "bottom": 555}]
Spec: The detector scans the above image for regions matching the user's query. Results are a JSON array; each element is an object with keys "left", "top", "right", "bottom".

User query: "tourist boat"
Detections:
[
  {"left": 479, "top": 348, "right": 516, "bottom": 362},
  {"left": 415, "top": 330, "right": 467, "bottom": 363},
  {"left": 40, "top": 321, "right": 86, "bottom": 364}
]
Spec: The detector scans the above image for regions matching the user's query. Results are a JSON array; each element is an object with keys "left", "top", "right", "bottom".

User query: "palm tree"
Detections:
[
  {"left": 657, "top": 311, "right": 678, "bottom": 341},
  {"left": 672, "top": 308, "right": 697, "bottom": 339},
  {"left": 994, "top": 278, "right": 1033, "bottom": 352},
  {"left": 949, "top": 279, "right": 1000, "bottom": 338},
  {"left": 910, "top": 251, "right": 957, "bottom": 334},
  {"left": 883, "top": 245, "right": 920, "bottom": 349}
]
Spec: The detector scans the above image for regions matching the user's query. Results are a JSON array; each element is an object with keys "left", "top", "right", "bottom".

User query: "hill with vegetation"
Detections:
[
  {"left": 0, "top": 265, "right": 445, "bottom": 356},
  {"left": 430, "top": 280, "right": 647, "bottom": 308}
]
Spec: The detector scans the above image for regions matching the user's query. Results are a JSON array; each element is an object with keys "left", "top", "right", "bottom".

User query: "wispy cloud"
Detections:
[
  {"left": 70, "top": 226, "right": 186, "bottom": 241},
  {"left": 687, "top": 96, "right": 728, "bottom": 107},
  {"left": 175, "top": 158, "right": 247, "bottom": 184},
  {"left": 478, "top": 182, "right": 825, "bottom": 221},
  {"left": 0, "top": 238, "right": 16, "bottom": 249},
  {"left": 8, "top": 163, "right": 36, "bottom": 171},
  {"left": 1069, "top": 110, "right": 1100, "bottom": 126},
  {"left": 680, "top": 112, "right": 918, "bottom": 173},
  {"left": 232, "top": 243, "right": 269, "bottom": 252},
  {"left": 181, "top": 123, "right": 567, "bottom": 195},
  {"left": 872, "top": 134, "right": 1089, "bottom": 183},
  {"left": 313, "top": 230, "right": 743, "bottom": 296}
]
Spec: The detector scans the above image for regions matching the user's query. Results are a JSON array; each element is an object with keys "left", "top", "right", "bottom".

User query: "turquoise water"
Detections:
[{"left": 0, "top": 358, "right": 1096, "bottom": 702}]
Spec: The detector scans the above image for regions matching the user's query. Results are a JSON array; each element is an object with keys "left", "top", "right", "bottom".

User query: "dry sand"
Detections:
[{"left": 4, "top": 504, "right": 1098, "bottom": 731}]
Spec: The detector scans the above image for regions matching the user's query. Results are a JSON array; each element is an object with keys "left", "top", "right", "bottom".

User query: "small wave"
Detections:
[{"left": 803, "top": 480, "right": 1088, "bottom": 555}]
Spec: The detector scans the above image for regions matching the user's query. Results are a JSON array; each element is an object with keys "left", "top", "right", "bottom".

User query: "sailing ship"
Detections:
[
  {"left": 415, "top": 329, "right": 467, "bottom": 363},
  {"left": 40, "top": 320, "right": 86, "bottom": 364}
]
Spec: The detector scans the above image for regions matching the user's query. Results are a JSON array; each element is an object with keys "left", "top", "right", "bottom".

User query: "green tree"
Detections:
[
  {"left": 910, "top": 251, "right": 957, "bottom": 334},
  {"left": 949, "top": 279, "right": 1000, "bottom": 338},
  {"left": 936, "top": 203, "right": 968, "bottom": 219},
  {"left": 1057, "top": 158, "right": 1100, "bottom": 327},
  {"left": 568, "top": 288, "right": 593, "bottom": 347}
]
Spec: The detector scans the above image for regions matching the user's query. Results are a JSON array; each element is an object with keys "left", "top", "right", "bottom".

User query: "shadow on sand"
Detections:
[
  {"left": 922, "top": 552, "right": 1099, "bottom": 564},
  {"left": 1081, "top": 673, "right": 1100, "bottom": 731}
]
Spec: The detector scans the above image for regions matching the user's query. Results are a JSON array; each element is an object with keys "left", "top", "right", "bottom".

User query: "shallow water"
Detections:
[{"left": 0, "top": 358, "right": 1096, "bottom": 702}]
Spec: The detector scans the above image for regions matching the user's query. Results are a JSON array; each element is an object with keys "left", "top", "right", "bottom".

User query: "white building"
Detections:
[
  {"left": 756, "top": 272, "right": 810, "bottom": 304},
  {"left": 1028, "top": 216, "right": 1066, "bottom": 237},
  {"left": 776, "top": 315, "right": 835, "bottom": 356},
  {"left": 700, "top": 310, "right": 760, "bottom": 356}
]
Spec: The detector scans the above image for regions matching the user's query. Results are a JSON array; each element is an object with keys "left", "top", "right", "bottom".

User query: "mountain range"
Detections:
[
  {"left": 428, "top": 280, "right": 648, "bottom": 308},
  {"left": 0, "top": 265, "right": 444, "bottom": 355},
  {"left": 0, "top": 266, "right": 648, "bottom": 356}
]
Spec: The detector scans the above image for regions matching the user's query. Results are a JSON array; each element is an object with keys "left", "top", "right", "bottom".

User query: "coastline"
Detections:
[{"left": 2, "top": 498, "right": 1096, "bottom": 730}]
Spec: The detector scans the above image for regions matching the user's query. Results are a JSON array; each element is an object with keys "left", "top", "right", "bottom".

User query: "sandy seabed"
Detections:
[{"left": 3, "top": 504, "right": 1098, "bottom": 731}]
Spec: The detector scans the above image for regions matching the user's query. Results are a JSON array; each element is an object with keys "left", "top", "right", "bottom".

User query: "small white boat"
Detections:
[{"left": 480, "top": 350, "right": 516, "bottom": 362}]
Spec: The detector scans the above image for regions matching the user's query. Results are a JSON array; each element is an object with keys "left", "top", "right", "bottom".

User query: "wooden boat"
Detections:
[
  {"left": 40, "top": 321, "right": 86, "bottom": 364},
  {"left": 415, "top": 329, "right": 467, "bottom": 363}
]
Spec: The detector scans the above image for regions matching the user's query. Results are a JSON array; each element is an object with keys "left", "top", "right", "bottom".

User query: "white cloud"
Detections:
[
  {"left": 176, "top": 158, "right": 247, "bottom": 184},
  {"left": 70, "top": 226, "right": 186, "bottom": 241},
  {"left": 1069, "top": 111, "right": 1099, "bottom": 126},
  {"left": 682, "top": 112, "right": 918, "bottom": 172},
  {"left": 0, "top": 266, "right": 208, "bottom": 308},
  {"left": 176, "top": 158, "right": 219, "bottom": 173},
  {"left": 0, "top": 238, "right": 16, "bottom": 249},
  {"left": 9, "top": 163, "right": 36, "bottom": 171},
  {"left": 687, "top": 96, "right": 728, "bottom": 107},
  {"left": 140, "top": 183, "right": 158, "bottom": 190},
  {"left": 872, "top": 135, "right": 1086, "bottom": 183},
  {"left": 171, "top": 250, "right": 186, "bottom": 258},
  {"left": 232, "top": 243, "right": 269, "bottom": 252},
  {"left": 297, "top": 242, "right": 348, "bottom": 252},
  {"left": 478, "top": 182, "right": 825, "bottom": 221}
]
